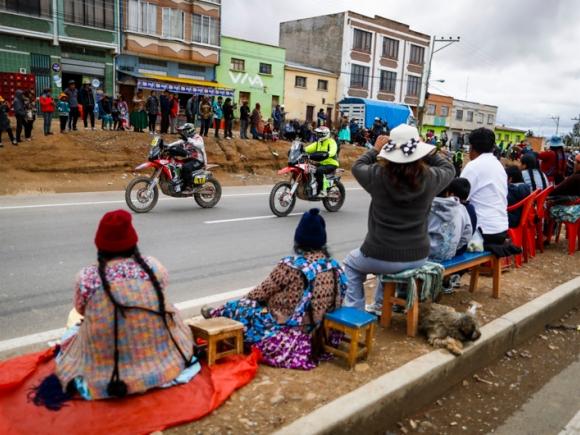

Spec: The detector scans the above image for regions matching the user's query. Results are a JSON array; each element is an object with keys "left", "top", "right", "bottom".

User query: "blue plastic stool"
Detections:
[{"left": 323, "top": 307, "right": 377, "bottom": 369}]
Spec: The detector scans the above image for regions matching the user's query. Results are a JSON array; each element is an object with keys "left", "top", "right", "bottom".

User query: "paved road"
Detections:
[
  {"left": 494, "top": 359, "right": 580, "bottom": 435},
  {"left": 0, "top": 184, "right": 370, "bottom": 341}
]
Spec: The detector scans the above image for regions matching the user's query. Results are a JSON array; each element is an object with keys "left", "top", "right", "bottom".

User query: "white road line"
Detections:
[
  {"left": 0, "top": 192, "right": 268, "bottom": 211},
  {"left": 0, "top": 287, "right": 254, "bottom": 354},
  {"left": 205, "top": 213, "right": 302, "bottom": 224}
]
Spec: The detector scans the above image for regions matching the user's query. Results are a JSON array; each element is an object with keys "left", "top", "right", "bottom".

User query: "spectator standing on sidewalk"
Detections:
[
  {"left": 56, "top": 93, "right": 70, "bottom": 134},
  {"left": 13, "top": 89, "right": 26, "bottom": 143},
  {"left": 199, "top": 96, "right": 212, "bottom": 137},
  {"left": 131, "top": 90, "right": 147, "bottom": 133},
  {"left": 169, "top": 94, "right": 179, "bottom": 134},
  {"left": 272, "top": 104, "right": 282, "bottom": 132},
  {"left": 64, "top": 80, "right": 79, "bottom": 131},
  {"left": 239, "top": 101, "right": 250, "bottom": 139},
  {"left": 39, "top": 88, "right": 55, "bottom": 136},
  {"left": 222, "top": 97, "right": 234, "bottom": 139},
  {"left": 117, "top": 95, "right": 129, "bottom": 130},
  {"left": 317, "top": 108, "right": 326, "bottom": 127},
  {"left": 98, "top": 95, "right": 113, "bottom": 130},
  {"left": 145, "top": 91, "right": 159, "bottom": 134},
  {"left": 0, "top": 96, "right": 17, "bottom": 146},
  {"left": 250, "top": 103, "right": 262, "bottom": 140},
  {"left": 159, "top": 90, "right": 171, "bottom": 134},
  {"left": 212, "top": 96, "right": 223, "bottom": 138},
  {"left": 185, "top": 95, "right": 196, "bottom": 124},
  {"left": 79, "top": 83, "right": 95, "bottom": 130}
]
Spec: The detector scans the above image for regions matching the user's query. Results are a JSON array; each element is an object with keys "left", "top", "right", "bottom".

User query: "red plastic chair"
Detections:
[
  {"left": 507, "top": 190, "right": 540, "bottom": 267},
  {"left": 535, "top": 185, "right": 554, "bottom": 253},
  {"left": 552, "top": 198, "right": 580, "bottom": 255}
]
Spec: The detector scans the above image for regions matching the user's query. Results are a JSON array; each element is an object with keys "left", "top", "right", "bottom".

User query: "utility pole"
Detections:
[
  {"left": 418, "top": 35, "right": 461, "bottom": 130},
  {"left": 550, "top": 115, "right": 560, "bottom": 135},
  {"left": 572, "top": 114, "right": 580, "bottom": 145}
]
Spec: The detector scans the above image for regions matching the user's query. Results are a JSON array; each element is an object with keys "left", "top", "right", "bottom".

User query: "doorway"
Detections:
[
  {"left": 326, "top": 106, "right": 333, "bottom": 129},
  {"left": 306, "top": 105, "right": 314, "bottom": 122}
]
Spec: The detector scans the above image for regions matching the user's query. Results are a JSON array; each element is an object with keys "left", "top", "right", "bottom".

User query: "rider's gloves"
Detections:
[
  {"left": 168, "top": 146, "right": 188, "bottom": 158},
  {"left": 309, "top": 151, "right": 329, "bottom": 162}
]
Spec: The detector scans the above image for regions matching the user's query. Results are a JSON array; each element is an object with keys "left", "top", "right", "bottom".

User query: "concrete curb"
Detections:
[{"left": 274, "top": 276, "right": 580, "bottom": 435}]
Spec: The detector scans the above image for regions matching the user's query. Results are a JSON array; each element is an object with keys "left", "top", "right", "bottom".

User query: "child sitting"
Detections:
[
  {"left": 428, "top": 182, "right": 473, "bottom": 263},
  {"left": 263, "top": 119, "right": 273, "bottom": 141},
  {"left": 447, "top": 177, "right": 477, "bottom": 236},
  {"left": 506, "top": 165, "right": 531, "bottom": 228}
]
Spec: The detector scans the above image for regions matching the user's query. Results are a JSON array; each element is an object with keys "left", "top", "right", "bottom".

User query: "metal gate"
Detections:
[{"left": 30, "top": 53, "right": 51, "bottom": 111}]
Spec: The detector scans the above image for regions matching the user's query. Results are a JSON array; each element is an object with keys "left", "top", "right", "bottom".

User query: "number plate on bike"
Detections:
[
  {"left": 150, "top": 137, "right": 160, "bottom": 147},
  {"left": 193, "top": 175, "right": 207, "bottom": 185}
]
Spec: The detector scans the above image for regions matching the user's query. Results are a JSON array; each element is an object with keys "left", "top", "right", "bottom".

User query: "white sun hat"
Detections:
[{"left": 377, "top": 124, "right": 435, "bottom": 164}]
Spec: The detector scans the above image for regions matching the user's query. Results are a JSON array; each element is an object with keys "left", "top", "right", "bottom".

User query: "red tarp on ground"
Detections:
[{"left": 0, "top": 347, "right": 259, "bottom": 435}]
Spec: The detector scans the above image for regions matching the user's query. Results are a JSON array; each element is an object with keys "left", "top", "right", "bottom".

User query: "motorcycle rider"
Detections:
[
  {"left": 167, "top": 123, "right": 205, "bottom": 193},
  {"left": 304, "top": 126, "right": 339, "bottom": 197}
]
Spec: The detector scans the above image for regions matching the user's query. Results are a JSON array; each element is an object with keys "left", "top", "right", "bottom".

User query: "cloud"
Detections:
[{"left": 222, "top": 0, "right": 580, "bottom": 134}]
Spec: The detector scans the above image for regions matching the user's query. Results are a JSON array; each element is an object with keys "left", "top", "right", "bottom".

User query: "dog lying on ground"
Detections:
[{"left": 418, "top": 302, "right": 481, "bottom": 355}]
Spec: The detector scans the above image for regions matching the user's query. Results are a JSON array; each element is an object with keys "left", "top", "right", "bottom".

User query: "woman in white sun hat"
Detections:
[{"left": 343, "top": 124, "right": 455, "bottom": 312}]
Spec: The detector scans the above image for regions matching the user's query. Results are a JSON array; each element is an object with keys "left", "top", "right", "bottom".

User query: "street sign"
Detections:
[{"left": 51, "top": 63, "right": 61, "bottom": 72}]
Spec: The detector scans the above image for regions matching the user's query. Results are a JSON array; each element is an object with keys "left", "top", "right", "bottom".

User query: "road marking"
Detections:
[
  {"left": 0, "top": 192, "right": 269, "bottom": 211},
  {"left": 204, "top": 213, "right": 302, "bottom": 224},
  {"left": 0, "top": 286, "right": 255, "bottom": 354}
]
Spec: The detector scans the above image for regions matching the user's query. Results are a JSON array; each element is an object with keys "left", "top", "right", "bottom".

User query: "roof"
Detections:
[
  {"left": 221, "top": 35, "right": 285, "bottom": 51},
  {"left": 284, "top": 61, "right": 337, "bottom": 77},
  {"left": 453, "top": 98, "right": 498, "bottom": 109},
  {"left": 494, "top": 125, "right": 526, "bottom": 133}
]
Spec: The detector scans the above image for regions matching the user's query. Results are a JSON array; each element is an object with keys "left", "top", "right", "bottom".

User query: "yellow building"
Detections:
[{"left": 284, "top": 61, "right": 338, "bottom": 124}]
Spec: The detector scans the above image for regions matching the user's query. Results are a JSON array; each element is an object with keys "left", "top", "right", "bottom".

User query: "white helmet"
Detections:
[{"left": 314, "top": 126, "right": 330, "bottom": 141}]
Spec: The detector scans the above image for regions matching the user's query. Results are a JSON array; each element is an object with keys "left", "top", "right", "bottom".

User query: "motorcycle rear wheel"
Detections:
[
  {"left": 125, "top": 176, "right": 159, "bottom": 213},
  {"left": 194, "top": 179, "right": 222, "bottom": 208},
  {"left": 269, "top": 181, "right": 296, "bottom": 217},
  {"left": 323, "top": 181, "right": 345, "bottom": 212}
]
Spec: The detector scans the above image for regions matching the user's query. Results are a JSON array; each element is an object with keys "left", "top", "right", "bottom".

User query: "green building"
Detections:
[
  {"left": 494, "top": 125, "right": 526, "bottom": 145},
  {"left": 0, "top": 1, "right": 119, "bottom": 97},
  {"left": 216, "top": 36, "right": 285, "bottom": 119}
]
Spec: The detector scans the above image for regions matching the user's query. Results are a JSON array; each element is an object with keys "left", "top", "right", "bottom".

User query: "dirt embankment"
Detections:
[{"left": 0, "top": 124, "right": 364, "bottom": 195}]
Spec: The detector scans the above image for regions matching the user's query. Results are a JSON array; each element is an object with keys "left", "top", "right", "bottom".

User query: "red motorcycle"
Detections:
[
  {"left": 269, "top": 140, "right": 345, "bottom": 217},
  {"left": 125, "top": 134, "right": 221, "bottom": 213}
]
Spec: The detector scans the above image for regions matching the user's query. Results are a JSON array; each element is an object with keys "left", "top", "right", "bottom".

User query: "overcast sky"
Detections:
[{"left": 223, "top": 0, "right": 580, "bottom": 136}]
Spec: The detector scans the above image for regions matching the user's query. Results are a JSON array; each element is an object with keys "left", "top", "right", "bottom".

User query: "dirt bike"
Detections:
[
  {"left": 269, "top": 140, "right": 345, "bottom": 217},
  {"left": 125, "top": 135, "right": 221, "bottom": 213}
]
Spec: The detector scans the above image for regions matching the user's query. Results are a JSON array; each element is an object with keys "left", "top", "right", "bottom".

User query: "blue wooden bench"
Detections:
[
  {"left": 323, "top": 307, "right": 377, "bottom": 369},
  {"left": 440, "top": 251, "right": 501, "bottom": 299},
  {"left": 380, "top": 251, "right": 500, "bottom": 337}
]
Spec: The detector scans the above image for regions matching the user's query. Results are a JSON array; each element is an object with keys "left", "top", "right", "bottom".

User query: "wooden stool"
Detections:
[
  {"left": 380, "top": 281, "right": 420, "bottom": 337},
  {"left": 323, "top": 307, "right": 377, "bottom": 369},
  {"left": 186, "top": 317, "right": 244, "bottom": 366}
]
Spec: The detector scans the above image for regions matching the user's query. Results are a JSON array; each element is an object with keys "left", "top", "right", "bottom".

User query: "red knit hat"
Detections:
[{"left": 94, "top": 209, "right": 138, "bottom": 252}]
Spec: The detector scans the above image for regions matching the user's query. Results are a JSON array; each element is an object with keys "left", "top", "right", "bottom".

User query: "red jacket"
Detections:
[
  {"left": 39, "top": 95, "right": 54, "bottom": 113},
  {"left": 539, "top": 149, "right": 566, "bottom": 181},
  {"left": 170, "top": 99, "right": 179, "bottom": 117}
]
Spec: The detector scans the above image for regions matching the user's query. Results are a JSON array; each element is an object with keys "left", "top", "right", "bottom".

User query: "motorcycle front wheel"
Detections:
[
  {"left": 269, "top": 181, "right": 296, "bottom": 217},
  {"left": 194, "top": 178, "right": 222, "bottom": 208},
  {"left": 125, "top": 176, "right": 159, "bottom": 213},
  {"left": 323, "top": 181, "right": 346, "bottom": 212}
]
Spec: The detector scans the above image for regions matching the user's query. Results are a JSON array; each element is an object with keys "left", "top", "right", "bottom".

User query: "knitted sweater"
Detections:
[{"left": 352, "top": 150, "right": 455, "bottom": 262}]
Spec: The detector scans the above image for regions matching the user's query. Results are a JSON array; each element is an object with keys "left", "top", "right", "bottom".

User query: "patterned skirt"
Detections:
[{"left": 550, "top": 204, "right": 580, "bottom": 223}]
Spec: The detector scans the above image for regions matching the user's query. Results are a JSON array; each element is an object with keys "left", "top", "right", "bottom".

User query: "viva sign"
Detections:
[{"left": 228, "top": 71, "right": 264, "bottom": 89}]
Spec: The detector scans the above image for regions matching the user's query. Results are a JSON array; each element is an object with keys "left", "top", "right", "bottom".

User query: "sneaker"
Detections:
[
  {"left": 365, "top": 303, "right": 382, "bottom": 316},
  {"left": 441, "top": 284, "right": 455, "bottom": 295},
  {"left": 12, "top": 141, "right": 18, "bottom": 146},
  {"left": 449, "top": 274, "right": 462, "bottom": 288}
]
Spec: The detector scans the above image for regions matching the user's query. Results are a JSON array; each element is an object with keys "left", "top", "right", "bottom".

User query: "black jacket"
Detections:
[
  {"left": 223, "top": 103, "right": 234, "bottom": 120},
  {"left": 240, "top": 105, "right": 250, "bottom": 121},
  {"left": 79, "top": 87, "right": 95, "bottom": 107}
]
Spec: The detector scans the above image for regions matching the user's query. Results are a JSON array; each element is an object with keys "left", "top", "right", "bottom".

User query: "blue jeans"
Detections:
[
  {"left": 43, "top": 112, "right": 53, "bottom": 134},
  {"left": 251, "top": 125, "right": 261, "bottom": 139},
  {"left": 343, "top": 248, "right": 427, "bottom": 309}
]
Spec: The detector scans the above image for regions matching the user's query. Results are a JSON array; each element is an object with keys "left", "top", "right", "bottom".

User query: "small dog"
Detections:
[{"left": 419, "top": 302, "right": 481, "bottom": 355}]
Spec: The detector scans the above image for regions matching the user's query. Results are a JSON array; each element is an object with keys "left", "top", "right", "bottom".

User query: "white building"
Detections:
[
  {"left": 280, "top": 11, "right": 431, "bottom": 115},
  {"left": 449, "top": 99, "right": 498, "bottom": 146}
]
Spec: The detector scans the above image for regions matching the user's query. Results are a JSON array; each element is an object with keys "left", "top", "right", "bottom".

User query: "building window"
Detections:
[
  {"left": 140, "top": 57, "right": 167, "bottom": 68},
  {"left": 128, "top": 0, "right": 156, "bottom": 35},
  {"left": 162, "top": 8, "right": 184, "bottom": 39},
  {"left": 350, "top": 64, "right": 369, "bottom": 89},
  {"left": 63, "top": 0, "right": 114, "bottom": 29},
  {"left": 230, "top": 58, "right": 245, "bottom": 71},
  {"left": 440, "top": 106, "right": 449, "bottom": 117},
  {"left": 382, "top": 37, "right": 399, "bottom": 59},
  {"left": 426, "top": 104, "right": 436, "bottom": 115},
  {"left": 379, "top": 70, "right": 396, "bottom": 93},
  {"left": 259, "top": 63, "right": 272, "bottom": 75},
  {"left": 3, "top": 0, "right": 51, "bottom": 17},
  {"left": 295, "top": 76, "right": 307, "bottom": 88},
  {"left": 192, "top": 13, "right": 219, "bottom": 46},
  {"left": 487, "top": 114, "right": 494, "bottom": 125},
  {"left": 317, "top": 79, "right": 328, "bottom": 91},
  {"left": 353, "top": 28, "right": 372, "bottom": 52},
  {"left": 466, "top": 111, "right": 474, "bottom": 122},
  {"left": 456, "top": 110, "right": 463, "bottom": 121},
  {"left": 477, "top": 113, "right": 484, "bottom": 124},
  {"left": 406, "top": 75, "right": 420, "bottom": 96},
  {"left": 409, "top": 44, "right": 425, "bottom": 65},
  {"left": 504, "top": 134, "right": 509, "bottom": 141}
]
